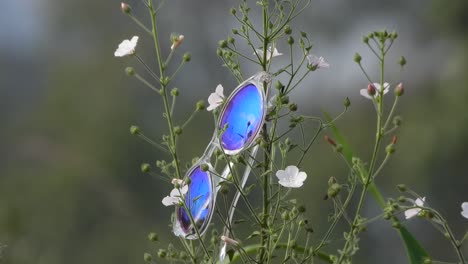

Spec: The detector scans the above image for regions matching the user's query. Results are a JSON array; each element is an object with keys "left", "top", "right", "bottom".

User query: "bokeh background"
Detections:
[{"left": 1, "top": 0, "right": 467, "bottom": 263}]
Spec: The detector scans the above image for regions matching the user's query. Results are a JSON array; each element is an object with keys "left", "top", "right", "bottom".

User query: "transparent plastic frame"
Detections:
[{"left": 173, "top": 72, "right": 271, "bottom": 239}]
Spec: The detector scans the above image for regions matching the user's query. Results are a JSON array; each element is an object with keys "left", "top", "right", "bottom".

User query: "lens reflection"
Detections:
[{"left": 219, "top": 83, "right": 264, "bottom": 153}]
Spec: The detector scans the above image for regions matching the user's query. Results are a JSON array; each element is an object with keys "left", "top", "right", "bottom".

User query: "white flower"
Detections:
[
  {"left": 162, "top": 185, "right": 188, "bottom": 206},
  {"left": 255, "top": 46, "right": 282, "bottom": 61},
  {"left": 404, "top": 197, "right": 426, "bottom": 219},
  {"left": 360, "top": 82, "right": 390, "bottom": 100},
  {"left": 207, "top": 84, "right": 225, "bottom": 111},
  {"left": 114, "top": 36, "right": 139, "bottom": 57},
  {"left": 171, "top": 34, "right": 185, "bottom": 50},
  {"left": 461, "top": 202, "right": 468, "bottom": 219},
  {"left": 275, "top": 165, "right": 307, "bottom": 188},
  {"left": 306, "top": 54, "right": 329, "bottom": 69}
]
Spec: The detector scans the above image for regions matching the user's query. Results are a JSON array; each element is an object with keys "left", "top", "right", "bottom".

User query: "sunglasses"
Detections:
[{"left": 173, "top": 72, "right": 271, "bottom": 239}]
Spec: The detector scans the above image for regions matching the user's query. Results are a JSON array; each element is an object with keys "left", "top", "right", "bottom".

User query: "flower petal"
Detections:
[
  {"left": 285, "top": 165, "right": 299, "bottom": 178},
  {"left": 296, "top": 171, "right": 307, "bottom": 182},
  {"left": 360, "top": 89, "right": 373, "bottom": 99},
  {"left": 275, "top": 169, "right": 287, "bottom": 181},
  {"left": 415, "top": 197, "right": 425, "bottom": 206},
  {"left": 405, "top": 208, "right": 421, "bottom": 219},
  {"left": 215, "top": 84, "right": 224, "bottom": 97},
  {"left": 162, "top": 196, "right": 176, "bottom": 206}
]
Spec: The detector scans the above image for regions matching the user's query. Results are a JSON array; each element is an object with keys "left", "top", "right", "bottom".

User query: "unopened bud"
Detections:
[
  {"left": 281, "top": 211, "right": 290, "bottom": 221},
  {"left": 148, "top": 232, "right": 158, "bottom": 242},
  {"left": 324, "top": 135, "right": 337, "bottom": 147},
  {"left": 220, "top": 235, "right": 239, "bottom": 246},
  {"left": 125, "top": 67, "right": 135, "bottom": 76},
  {"left": 196, "top": 100, "right": 205, "bottom": 111},
  {"left": 174, "top": 126, "right": 182, "bottom": 135},
  {"left": 230, "top": 8, "right": 236, "bottom": 15},
  {"left": 121, "top": 2, "right": 131, "bottom": 14},
  {"left": 289, "top": 103, "right": 298, "bottom": 112},
  {"left": 328, "top": 176, "right": 337, "bottom": 186},
  {"left": 354, "top": 53, "right": 362, "bottom": 63},
  {"left": 396, "top": 184, "right": 407, "bottom": 192},
  {"left": 393, "top": 116, "right": 402, "bottom": 127},
  {"left": 218, "top": 40, "right": 228, "bottom": 48},
  {"left": 367, "top": 83, "right": 376, "bottom": 96},
  {"left": 284, "top": 25, "right": 292, "bottom": 35},
  {"left": 158, "top": 249, "right": 167, "bottom": 258},
  {"left": 201, "top": 164, "right": 209, "bottom": 172},
  {"left": 144, "top": 253, "right": 152, "bottom": 261},
  {"left": 130, "top": 125, "right": 140, "bottom": 135},
  {"left": 182, "top": 52, "right": 191, "bottom": 62},
  {"left": 171, "top": 88, "right": 179, "bottom": 97},
  {"left": 391, "top": 135, "right": 398, "bottom": 145},
  {"left": 343, "top": 97, "right": 351, "bottom": 108},
  {"left": 141, "top": 163, "right": 151, "bottom": 173},
  {"left": 395, "top": 82, "right": 404, "bottom": 96},
  {"left": 287, "top": 36, "right": 294, "bottom": 45},
  {"left": 362, "top": 36, "right": 369, "bottom": 44},
  {"left": 399, "top": 56, "right": 407, "bottom": 66},
  {"left": 327, "top": 183, "right": 341, "bottom": 198},
  {"left": 386, "top": 144, "right": 396, "bottom": 154},
  {"left": 170, "top": 34, "right": 184, "bottom": 50}
]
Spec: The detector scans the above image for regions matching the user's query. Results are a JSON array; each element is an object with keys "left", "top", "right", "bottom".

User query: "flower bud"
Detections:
[
  {"left": 182, "top": 52, "right": 191, "bottom": 62},
  {"left": 390, "top": 31, "right": 398, "bottom": 39},
  {"left": 220, "top": 183, "right": 229, "bottom": 194},
  {"left": 196, "top": 100, "right": 205, "bottom": 111},
  {"left": 141, "top": 163, "right": 151, "bottom": 173},
  {"left": 367, "top": 83, "right": 376, "bottom": 96},
  {"left": 399, "top": 56, "right": 407, "bottom": 66},
  {"left": 171, "top": 88, "right": 179, "bottom": 97},
  {"left": 396, "top": 184, "right": 407, "bottom": 192},
  {"left": 324, "top": 135, "right": 336, "bottom": 146},
  {"left": 232, "top": 29, "right": 239, "bottom": 35},
  {"left": 362, "top": 36, "right": 369, "bottom": 44},
  {"left": 228, "top": 36, "right": 235, "bottom": 44},
  {"left": 398, "top": 196, "right": 406, "bottom": 203},
  {"left": 391, "top": 135, "right": 398, "bottom": 145},
  {"left": 230, "top": 8, "right": 236, "bottom": 15},
  {"left": 386, "top": 144, "right": 396, "bottom": 154},
  {"left": 354, "top": 53, "right": 362, "bottom": 63},
  {"left": 393, "top": 116, "right": 402, "bottom": 127},
  {"left": 218, "top": 40, "right": 228, "bottom": 48},
  {"left": 343, "top": 97, "right": 351, "bottom": 108},
  {"left": 423, "top": 258, "right": 432, "bottom": 264},
  {"left": 392, "top": 221, "right": 401, "bottom": 229},
  {"left": 298, "top": 205, "right": 306, "bottom": 213},
  {"left": 125, "top": 67, "right": 135, "bottom": 76},
  {"left": 121, "top": 2, "right": 131, "bottom": 14},
  {"left": 130, "top": 125, "right": 140, "bottom": 135},
  {"left": 221, "top": 235, "right": 239, "bottom": 246},
  {"left": 395, "top": 82, "right": 404, "bottom": 96},
  {"left": 284, "top": 25, "right": 292, "bottom": 35},
  {"left": 275, "top": 81, "right": 284, "bottom": 90},
  {"left": 143, "top": 253, "right": 154, "bottom": 262},
  {"left": 280, "top": 96, "right": 289, "bottom": 105},
  {"left": 327, "top": 183, "right": 341, "bottom": 198},
  {"left": 301, "top": 31, "right": 307, "bottom": 38},
  {"left": 289, "top": 103, "right": 298, "bottom": 112},
  {"left": 158, "top": 249, "right": 167, "bottom": 258},
  {"left": 287, "top": 36, "right": 294, "bottom": 45},
  {"left": 148, "top": 232, "right": 158, "bottom": 242},
  {"left": 174, "top": 126, "right": 182, "bottom": 135},
  {"left": 201, "top": 164, "right": 209, "bottom": 172},
  {"left": 216, "top": 48, "right": 223, "bottom": 57},
  {"left": 171, "top": 35, "right": 184, "bottom": 50}
]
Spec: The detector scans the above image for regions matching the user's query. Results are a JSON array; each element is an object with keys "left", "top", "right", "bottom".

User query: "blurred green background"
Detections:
[{"left": 1, "top": 0, "right": 467, "bottom": 263}]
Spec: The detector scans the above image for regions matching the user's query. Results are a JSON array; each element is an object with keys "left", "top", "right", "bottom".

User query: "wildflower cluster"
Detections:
[{"left": 115, "top": 1, "right": 467, "bottom": 264}]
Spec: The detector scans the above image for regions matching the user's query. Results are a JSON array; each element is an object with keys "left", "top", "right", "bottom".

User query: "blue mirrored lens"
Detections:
[
  {"left": 219, "top": 84, "right": 264, "bottom": 152},
  {"left": 177, "top": 166, "right": 213, "bottom": 234}
]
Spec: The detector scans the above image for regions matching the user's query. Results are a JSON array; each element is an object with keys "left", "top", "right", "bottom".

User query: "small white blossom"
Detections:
[
  {"left": 162, "top": 185, "right": 188, "bottom": 207},
  {"left": 306, "top": 54, "right": 329, "bottom": 69},
  {"left": 275, "top": 165, "right": 307, "bottom": 188},
  {"left": 171, "top": 35, "right": 185, "bottom": 50},
  {"left": 207, "top": 84, "right": 225, "bottom": 111},
  {"left": 404, "top": 197, "right": 426, "bottom": 219},
  {"left": 461, "top": 202, "right": 468, "bottom": 219},
  {"left": 255, "top": 46, "right": 282, "bottom": 61},
  {"left": 360, "top": 82, "right": 390, "bottom": 100},
  {"left": 114, "top": 36, "right": 139, "bottom": 57}
]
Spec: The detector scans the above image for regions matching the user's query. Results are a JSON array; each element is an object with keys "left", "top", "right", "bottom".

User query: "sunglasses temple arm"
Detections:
[{"left": 219, "top": 144, "right": 260, "bottom": 261}]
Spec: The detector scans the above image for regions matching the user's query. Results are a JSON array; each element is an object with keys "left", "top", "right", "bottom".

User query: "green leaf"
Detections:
[{"left": 324, "top": 113, "right": 430, "bottom": 263}]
